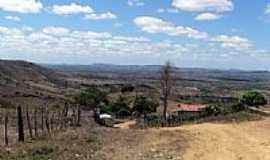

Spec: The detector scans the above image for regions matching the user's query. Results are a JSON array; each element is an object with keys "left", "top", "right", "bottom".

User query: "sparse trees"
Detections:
[{"left": 160, "top": 61, "right": 174, "bottom": 123}]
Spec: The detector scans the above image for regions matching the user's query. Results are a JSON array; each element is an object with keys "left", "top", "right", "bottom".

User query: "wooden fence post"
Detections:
[
  {"left": 34, "top": 107, "right": 38, "bottom": 137},
  {"left": 77, "top": 105, "right": 81, "bottom": 126},
  {"left": 17, "top": 105, "right": 24, "bottom": 142},
  {"left": 26, "top": 106, "right": 33, "bottom": 139},
  {"left": 4, "top": 111, "right": 8, "bottom": 146},
  {"left": 45, "top": 109, "right": 50, "bottom": 134},
  {"left": 41, "top": 107, "right": 44, "bottom": 132}
]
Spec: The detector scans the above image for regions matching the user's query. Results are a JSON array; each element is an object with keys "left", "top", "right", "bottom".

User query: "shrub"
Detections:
[
  {"left": 74, "top": 87, "right": 108, "bottom": 110},
  {"left": 133, "top": 96, "right": 158, "bottom": 117},
  {"left": 121, "top": 84, "right": 135, "bottom": 93},
  {"left": 101, "top": 96, "right": 131, "bottom": 116},
  {"left": 240, "top": 91, "right": 267, "bottom": 107}
]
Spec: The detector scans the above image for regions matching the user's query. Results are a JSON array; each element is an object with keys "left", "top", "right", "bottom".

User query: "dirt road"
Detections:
[
  {"left": 96, "top": 118, "right": 270, "bottom": 160},
  {"left": 180, "top": 119, "right": 270, "bottom": 160}
]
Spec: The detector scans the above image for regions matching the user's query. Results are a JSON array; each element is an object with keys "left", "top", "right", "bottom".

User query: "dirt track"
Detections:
[
  {"left": 180, "top": 119, "right": 270, "bottom": 160},
  {"left": 97, "top": 118, "right": 270, "bottom": 160}
]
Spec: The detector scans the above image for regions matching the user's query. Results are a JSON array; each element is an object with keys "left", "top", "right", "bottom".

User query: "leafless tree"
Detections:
[{"left": 160, "top": 61, "right": 174, "bottom": 124}]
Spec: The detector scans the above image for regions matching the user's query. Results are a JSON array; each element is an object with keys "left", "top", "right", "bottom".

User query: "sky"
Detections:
[{"left": 0, "top": 0, "right": 270, "bottom": 70}]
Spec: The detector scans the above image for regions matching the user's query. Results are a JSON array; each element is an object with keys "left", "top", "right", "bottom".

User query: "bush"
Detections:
[
  {"left": 74, "top": 87, "right": 108, "bottom": 110},
  {"left": 121, "top": 84, "right": 135, "bottom": 93},
  {"left": 101, "top": 96, "right": 131, "bottom": 117},
  {"left": 133, "top": 96, "right": 158, "bottom": 117},
  {"left": 240, "top": 91, "right": 267, "bottom": 107}
]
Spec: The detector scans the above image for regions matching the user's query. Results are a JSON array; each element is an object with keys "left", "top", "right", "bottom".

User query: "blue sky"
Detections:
[{"left": 0, "top": 0, "right": 270, "bottom": 70}]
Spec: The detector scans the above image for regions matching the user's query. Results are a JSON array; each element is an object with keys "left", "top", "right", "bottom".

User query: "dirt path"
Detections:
[
  {"left": 179, "top": 119, "right": 270, "bottom": 160},
  {"left": 96, "top": 118, "right": 270, "bottom": 160}
]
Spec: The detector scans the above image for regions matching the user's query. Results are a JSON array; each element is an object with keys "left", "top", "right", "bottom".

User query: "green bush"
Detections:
[
  {"left": 101, "top": 96, "right": 131, "bottom": 116},
  {"left": 133, "top": 96, "right": 158, "bottom": 117},
  {"left": 240, "top": 91, "right": 267, "bottom": 107},
  {"left": 74, "top": 87, "right": 108, "bottom": 110}
]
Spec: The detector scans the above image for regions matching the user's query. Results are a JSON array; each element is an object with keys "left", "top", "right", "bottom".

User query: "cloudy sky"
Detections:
[{"left": 0, "top": 0, "right": 269, "bottom": 70}]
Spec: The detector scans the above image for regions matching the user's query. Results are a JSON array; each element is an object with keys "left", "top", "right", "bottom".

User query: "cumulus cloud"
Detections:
[
  {"left": 134, "top": 16, "right": 209, "bottom": 39},
  {"left": 5, "top": 16, "right": 21, "bottom": 21},
  {"left": 52, "top": 3, "right": 93, "bottom": 15},
  {"left": 84, "top": 12, "right": 117, "bottom": 20},
  {"left": 128, "top": 0, "right": 144, "bottom": 7},
  {"left": 172, "top": 0, "right": 233, "bottom": 13},
  {"left": 134, "top": 16, "right": 251, "bottom": 50},
  {"left": 265, "top": 4, "right": 270, "bottom": 15},
  {"left": 157, "top": 8, "right": 179, "bottom": 14},
  {"left": 195, "top": 13, "right": 221, "bottom": 21},
  {"left": 42, "top": 27, "right": 70, "bottom": 36},
  {"left": 0, "top": 0, "right": 43, "bottom": 13}
]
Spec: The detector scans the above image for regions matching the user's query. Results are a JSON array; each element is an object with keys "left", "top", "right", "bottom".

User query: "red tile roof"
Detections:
[{"left": 174, "top": 104, "right": 208, "bottom": 112}]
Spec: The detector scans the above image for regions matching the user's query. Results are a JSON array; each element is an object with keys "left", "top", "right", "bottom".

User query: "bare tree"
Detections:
[{"left": 160, "top": 61, "right": 174, "bottom": 124}]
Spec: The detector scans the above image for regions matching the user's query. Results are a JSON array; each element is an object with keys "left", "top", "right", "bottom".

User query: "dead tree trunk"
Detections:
[
  {"left": 17, "top": 105, "right": 24, "bottom": 142},
  {"left": 4, "top": 111, "right": 8, "bottom": 146},
  {"left": 34, "top": 107, "right": 38, "bottom": 137},
  {"left": 26, "top": 107, "right": 33, "bottom": 139}
]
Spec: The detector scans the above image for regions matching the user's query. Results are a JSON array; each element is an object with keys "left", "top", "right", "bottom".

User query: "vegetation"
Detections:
[
  {"left": 101, "top": 95, "right": 131, "bottom": 117},
  {"left": 133, "top": 95, "right": 158, "bottom": 117},
  {"left": 74, "top": 87, "right": 108, "bottom": 110},
  {"left": 240, "top": 91, "right": 267, "bottom": 107}
]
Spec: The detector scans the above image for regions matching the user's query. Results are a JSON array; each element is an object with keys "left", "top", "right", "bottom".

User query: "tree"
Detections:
[
  {"left": 74, "top": 87, "right": 108, "bottom": 110},
  {"left": 240, "top": 91, "right": 267, "bottom": 107},
  {"left": 133, "top": 95, "right": 158, "bottom": 117},
  {"left": 101, "top": 95, "right": 131, "bottom": 117},
  {"left": 160, "top": 61, "right": 174, "bottom": 123}
]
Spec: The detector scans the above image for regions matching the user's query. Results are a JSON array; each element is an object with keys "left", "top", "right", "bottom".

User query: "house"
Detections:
[{"left": 171, "top": 104, "right": 208, "bottom": 121}]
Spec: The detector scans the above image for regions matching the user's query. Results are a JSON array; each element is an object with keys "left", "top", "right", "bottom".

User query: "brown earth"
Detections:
[{"left": 96, "top": 117, "right": 270, "bottom": 160}]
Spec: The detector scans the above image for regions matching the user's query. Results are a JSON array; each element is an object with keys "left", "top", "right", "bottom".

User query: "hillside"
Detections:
[{"left": 0, "top": 60, "right": 69, "bottom": 103}]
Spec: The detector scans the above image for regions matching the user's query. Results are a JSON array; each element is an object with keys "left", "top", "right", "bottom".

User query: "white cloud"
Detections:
[
  {"left": 134, "top": 16, "right": 209, "bottom": 39},
  {"left": 0, "top": 25, "right": 268, "bottom": 69},
  {"left": 5, "top": 16, "right": 21, "bottom": 21},
  {"left": 265, "top": 4, "right": 270, "bottom": 15},
  {"left": 195, "top": 13, "right": 221, "bottom": 21},
  {"left": 211, "top": 35, "right": 252, "bottom": 50},
  {"left": 134, "top": 16, "right": 251, "bottom": 51},
  {"left": 157, "top": 8, "right": 179, "bottom": 14},
  {"left": 42, "top": 27, "right": 70, "bottom": 36},
  {"left": 84, "top": 12, "right": 117, "bottom": 20},
  {"left": 128, "top": 0, "right": 144, "bottom": 7},
  {"left": 52, "top": 3, "right": 93, "bottom": 15},
  {"left": 172, "top": 0, "right": 233, "bottom": 13},
  {"left": 0, "top": 0, "right": 43, "bottom": 13}
]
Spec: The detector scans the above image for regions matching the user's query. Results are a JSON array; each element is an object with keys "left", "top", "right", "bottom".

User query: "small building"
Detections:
[{"left": 171, "top": 104, "right": 208, "bottom": 121}]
